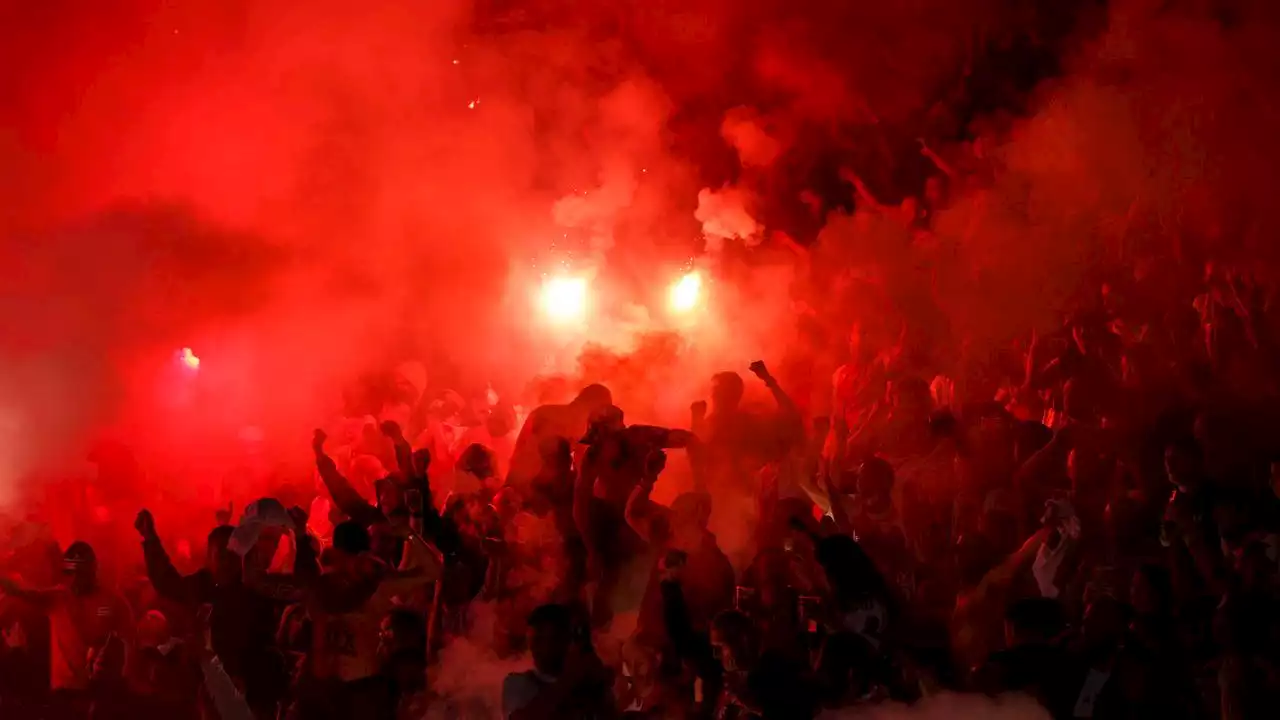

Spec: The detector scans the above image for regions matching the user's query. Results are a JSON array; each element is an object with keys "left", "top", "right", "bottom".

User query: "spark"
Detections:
[
  {"left": 669, "top": 272, "right": 702, "bottom": 314},
  {"left": 468, "top": 99, "right": 479, "bottom": 109},
  {"left": 179, "top": 347, "right": 200, "bottom": 370}
]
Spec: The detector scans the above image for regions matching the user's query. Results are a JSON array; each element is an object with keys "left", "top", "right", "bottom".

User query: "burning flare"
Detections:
[
  {"left": 178, "top": 347, "right": 201, "bottom": 371},
  {"left": 669, "top": 271, "right": 702, "bottom": 314},
  {"left": 540, "top": 276, "right": 588, "bottom": 323}
]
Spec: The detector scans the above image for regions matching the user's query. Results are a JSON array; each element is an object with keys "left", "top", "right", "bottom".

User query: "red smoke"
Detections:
[{"left": 2, "top": 0, "right": 1280, "bottom": 511}]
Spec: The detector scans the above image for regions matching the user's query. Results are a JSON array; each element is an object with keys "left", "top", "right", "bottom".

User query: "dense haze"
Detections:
[{"left": 2, "top": 0, "right": 1280, "bottom": 506}]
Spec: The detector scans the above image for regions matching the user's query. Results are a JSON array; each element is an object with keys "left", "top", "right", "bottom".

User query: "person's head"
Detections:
[
  {"left": 571, "top": 384, "right": 613, "bottom": 416},
  {"left": 137, "top": 610, "right": 172, "bottom": 650},
  {"left": 485, "top": 402, "right": 516, "bottom": 438},
  {"left": 1164, "top": 437, "right": 1205, "bottom": 492},
  {"left": 1069, "top": 315, "right": 1100, "bottom": 355},
  {"left": 711, "top": 372, "right": 745, "bottom": 413},
  {"left": 814, "top": 631, "right": 877, "bottom": 705},
  {"left": 205, "top": 526, "right": 241, "bottom": 585},
  {"left": 620, "top": 640, "right": 659, "bottom": 699},
  {"left": 582, "top": 405, "right": 625, "bottom": 445},
  {"left": 331, "top": 521, "right": 371, "bottom": 568},
  {"left": 856, "top": 457, "right": 895, "bottom": 509},
  {"left": 412, "top": 448, "right": 432, "bottom": 478},
  {"left": 369, "top": 523, "right": 402, "bottom": 564},
  {"left": 379, "top": 607, "right": 427, "bottom": 663},
  {"left": 669, "top": 492, "right": 712, "bottom": 550},
  {"left": 392, "top": 361, "right": 428, "bottom": 404},
  {"left": 492, "top": 486, "right": 522, "bottom": 525},
  {"left": 1003, "top": 597, "right": 1066, "bottom": 648},
  {"left": 457, "top": 443, "right": 496, "bottom": 481},
  {"left": 1013, "top": 421, "right": 1053, "bottom": 466},
  {"left": 1236, "top": 540, "right": 1276, "bottom": 590},
  {"left": 526, "top": 603, "right": 575, "bottom": 676},
  {"left": 711, "top": 610, "right": 756, "bottom": 672},
  {"left": 63, "top": 541, "right": 98, "bottom": 594},
  {"left": 376, "top": 478, "right": 405, "bottom": 516}
]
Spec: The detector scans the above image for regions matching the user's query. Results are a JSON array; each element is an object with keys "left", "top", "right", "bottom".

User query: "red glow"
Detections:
[
  {"left": 539, "top": 276, "right": 589, "bottom": 324},
  {"left": 669, "top": 271, "right": 703, "bottom": 314}
]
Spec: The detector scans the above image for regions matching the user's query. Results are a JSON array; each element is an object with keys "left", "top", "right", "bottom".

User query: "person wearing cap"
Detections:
[{"left": 0, "top": 540, "right": 134, "bottom": 716}]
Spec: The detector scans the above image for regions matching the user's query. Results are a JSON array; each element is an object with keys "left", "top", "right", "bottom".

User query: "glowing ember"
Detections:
[
  {"left": 540, "top": 276, "right": 588, "bottom": 323},
  {"left": 669, "top": 271, "right": 702, "bottom": 314},
  {"left": 179, "top": 347, "right": 201, "bottom": 370}
]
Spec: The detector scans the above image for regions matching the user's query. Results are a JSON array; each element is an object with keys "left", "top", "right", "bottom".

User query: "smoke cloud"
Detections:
[{"left": 2, "top": 0, "right": 1280, "bottom": 504}]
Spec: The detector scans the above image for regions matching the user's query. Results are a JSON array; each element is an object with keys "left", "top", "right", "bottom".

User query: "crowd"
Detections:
[{"left": 5, "top": 175, "right": 1280, "bottom": 720}]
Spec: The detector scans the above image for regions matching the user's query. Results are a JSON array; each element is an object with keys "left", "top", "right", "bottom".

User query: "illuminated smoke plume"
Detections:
[
  {"left": 3, "top": 0, "right": 1280, "bottom": 512},
  {"left": 696, "top": 186, "right": 763, "bottom": 253},
  {"left": 721, "top": 107, "right": 781, "bottom": 169}
]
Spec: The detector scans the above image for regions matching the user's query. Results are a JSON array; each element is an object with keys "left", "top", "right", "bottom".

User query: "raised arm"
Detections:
[
  {"left": 377, "top": 534, "right": 443, "bottom": 600},
  {"left": 135, "top": 509, "right": 213, "bottom": 606},
  {"left": 0, "top": 578, "right": 58, "bottom": 609},
  {"left": 689, "top": 401, "right": 709, "bottom": 493},
  {"left": 312, "top": 429, "right": 384, "bottom": 528},
  {"left": 624, "top": 452, "right": 671, "bottom": 546},
  {"left": 749, "top": 361, "right": 799, "bottom": 420},
  {"left": 839, "top": 168, "right": 885, "bottom": 212},
  {"left": 749, "top": 361, "right": 804, "bottom": 455},
  {"left": 242, "top": 507, "right": 320, "bottom": 602},
  {"left": 918, "top": 138, "right": 957, "bottom": 179}
]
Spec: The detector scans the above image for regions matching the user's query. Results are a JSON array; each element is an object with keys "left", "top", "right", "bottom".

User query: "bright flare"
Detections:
[
  {"left": 179, "top": 347, "right": 200, "bottom": 370},
  {"left": 540, "top": 276, "right": 588, "bottom": 323},
  {"left": 669, "top": 271, "right": 702, "bottom": 314}
]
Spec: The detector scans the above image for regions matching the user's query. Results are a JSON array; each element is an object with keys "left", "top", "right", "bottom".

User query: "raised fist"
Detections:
[
  {"left": 690, "top": 400, "right": 708, "bottom": 420},
  {"left": 748, "top": 360, "right": 770, "bottom": 380},
  {"left": 311, "top": 429, "right": 328, "bottom": 453},
  {"left": 644, "top": 449, "right": 668, "bottom": 479},
  {"left": 134, "top": 509, "right": 156, "bottom": 539}
]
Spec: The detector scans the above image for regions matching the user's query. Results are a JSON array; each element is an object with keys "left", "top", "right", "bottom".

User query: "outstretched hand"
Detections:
[{"left": 134, "top": 509, "right": 157, "bottom": 539}]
